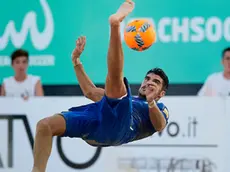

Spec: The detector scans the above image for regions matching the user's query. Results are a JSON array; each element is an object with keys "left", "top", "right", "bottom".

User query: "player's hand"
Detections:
[
  {"left": 145, "top": 85, "right": 157, "bottom": 103},
  {"left": 72, "top": 36, "right": 86, "bottom": 59}
]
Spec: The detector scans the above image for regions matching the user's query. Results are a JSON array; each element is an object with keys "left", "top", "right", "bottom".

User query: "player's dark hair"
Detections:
[
  {"left": 146, "top": 68, "right": 169, "bottom": 91},
  {"left": 222, "top": 47, "right": 230, "bottom": 58},
  {"left": 11, "top": 49, "right": 29, "bottom": 64}
]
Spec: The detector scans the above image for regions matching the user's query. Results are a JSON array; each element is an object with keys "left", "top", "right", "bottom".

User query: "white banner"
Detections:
[{"left": 0, "top": 97, "right": 228, "bottom": 172}]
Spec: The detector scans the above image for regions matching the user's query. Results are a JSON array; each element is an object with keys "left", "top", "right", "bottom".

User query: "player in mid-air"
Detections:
[{"left": 32, "top": 0, "right": 169, "bottom": 171}]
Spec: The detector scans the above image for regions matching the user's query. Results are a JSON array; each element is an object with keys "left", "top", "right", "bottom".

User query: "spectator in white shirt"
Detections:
[
  {"left": 198, "top": 47, "right": 230, "bottom": 96},
  {"left": 0, "top": 49, "right": 44, "bottom": 99}
]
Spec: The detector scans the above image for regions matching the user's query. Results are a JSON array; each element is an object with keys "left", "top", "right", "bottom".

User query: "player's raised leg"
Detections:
[
  {"left": 32, "top": 115, "right": 66, "bottom": 172},
  {"left": 105, "top": 0, "right": 135, "bottom": 98}
]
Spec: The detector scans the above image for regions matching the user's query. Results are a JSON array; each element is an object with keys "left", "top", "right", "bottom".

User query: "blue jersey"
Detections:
[
  {"left": 61, "top": 77, "right": 169, "bottom": 147},
  {"left": 127, "top": 96, "right": 169, "bottom": 143}
]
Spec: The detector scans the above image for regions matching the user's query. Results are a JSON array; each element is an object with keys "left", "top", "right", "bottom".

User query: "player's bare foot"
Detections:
[{"left": 109, "top": 0, "right": 135, "bottom": 26}]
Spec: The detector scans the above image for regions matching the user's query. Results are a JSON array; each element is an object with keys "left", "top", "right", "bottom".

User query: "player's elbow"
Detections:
[
  {"left": 155, "top": 125, "right": 165, "bottom": 132},
  {"left": 85, "top": 91, "right": 94, "bottom": 99},
  {"left": 85, "top": 91, "right": 100, "bottom": 102},
  {"left": 153, "top": 122, "right": 166, "bottom": 132}
]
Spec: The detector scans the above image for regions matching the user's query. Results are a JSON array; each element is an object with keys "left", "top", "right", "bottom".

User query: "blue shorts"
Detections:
[
  {"left": 60, "top": 103, "right": 100, "bottom": 138},
  {"left": 60, "top": 78, "right": 132, "bottom": 146}
]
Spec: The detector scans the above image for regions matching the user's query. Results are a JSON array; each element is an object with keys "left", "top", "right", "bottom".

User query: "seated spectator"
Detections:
[
  {"left": 0, "top": 49, "right": 44, "bottom": 99},
  {"left": 198, "top": 47, "right": 230, "bottom": 96}
]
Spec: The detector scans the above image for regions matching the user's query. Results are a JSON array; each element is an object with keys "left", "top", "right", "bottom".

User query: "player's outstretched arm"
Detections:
[
  {"left": 146, "top": 86, "right": 167, "bottom": 132},
  {"left": 0, "top": 84, "right": 6, "bottom": 96},
  {"left": 72, "top": 36, "right": 105, "bottom": 102}
]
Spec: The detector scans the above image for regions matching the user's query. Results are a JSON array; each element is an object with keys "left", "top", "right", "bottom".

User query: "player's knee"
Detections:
[
  {"left": 36, "top": 114, "right": 66, "bottom": 137},
  {"left": 36, "top": 118, "right": 52, "bottom": 136}
]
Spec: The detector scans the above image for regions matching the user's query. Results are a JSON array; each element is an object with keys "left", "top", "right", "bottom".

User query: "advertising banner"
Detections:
[
  {"left": 1, "top": 0, "right": 229, "bottom": 84},
  {"left": 0, "top": 97, "right": 228, "bottom": 172}
]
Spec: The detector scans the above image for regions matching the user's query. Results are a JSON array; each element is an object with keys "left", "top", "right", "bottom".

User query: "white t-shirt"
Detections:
[
  {"left": 2, "top": 75, "right": 41, "bottom": 97},
  {"left": 198, "top": 72, "right": 230, "bottom": 96}
]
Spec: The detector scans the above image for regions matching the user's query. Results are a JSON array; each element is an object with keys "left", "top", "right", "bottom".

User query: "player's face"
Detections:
[
  {"left": 139, "top": 73, "right": 165, "bottom": 100},
  {"left": 222, "top": 51, "right": 230, "bottom": 73},
  {"left": 12, "top": 56, "right": 28, "bottom": 75}
]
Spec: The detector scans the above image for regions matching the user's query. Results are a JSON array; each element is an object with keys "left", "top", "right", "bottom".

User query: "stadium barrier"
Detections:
[{"left": 0, "top": 97, "right": 229, "bottom": 172}]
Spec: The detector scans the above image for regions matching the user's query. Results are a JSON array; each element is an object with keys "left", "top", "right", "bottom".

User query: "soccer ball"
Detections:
[{"left": 124, "top": 19, "right": 156, "bottom": 51}]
